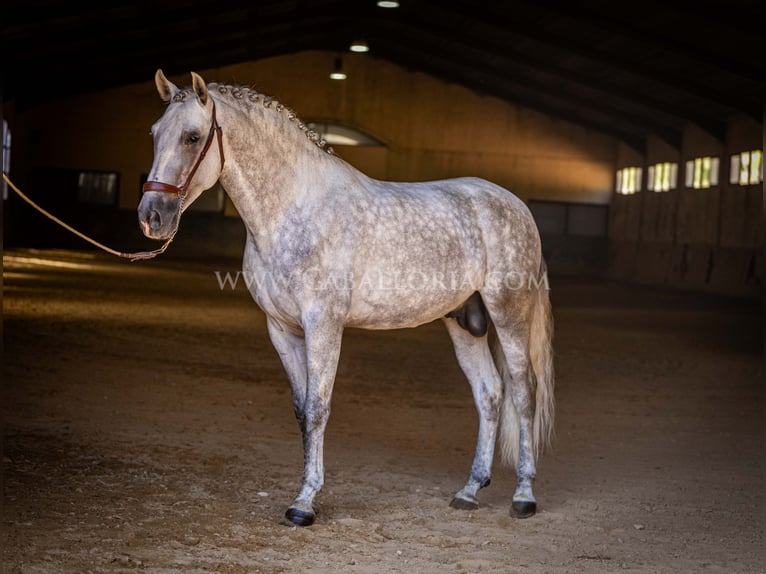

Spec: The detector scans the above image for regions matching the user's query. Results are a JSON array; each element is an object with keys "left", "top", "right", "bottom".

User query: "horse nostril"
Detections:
[{"left": 148, "top": 209, "right": 162, "bottom": 230}]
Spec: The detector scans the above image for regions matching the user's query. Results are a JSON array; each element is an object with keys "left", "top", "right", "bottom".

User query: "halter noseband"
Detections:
[{"left": 142, "top": 100, "right": 225, "bottom": 196}]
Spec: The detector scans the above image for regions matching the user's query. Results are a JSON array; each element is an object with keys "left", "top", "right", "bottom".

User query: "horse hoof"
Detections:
[
  {"left": 450, "top": 496, "right": 479, "bottom": 511},
  {"left": 285, "top": 506, "right": 316, "bottom": 527},
  {"left": 511, "top": 500, "right": 537, "bottom": 519}
]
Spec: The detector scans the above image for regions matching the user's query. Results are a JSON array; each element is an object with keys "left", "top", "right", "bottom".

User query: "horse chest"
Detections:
[{"left": 241, "top": 243, "right": 305, "bottom": 325}]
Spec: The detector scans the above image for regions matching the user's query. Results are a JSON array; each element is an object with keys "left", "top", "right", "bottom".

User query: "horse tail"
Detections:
[{"left": 495, "top": 258, "right": 555, "bottom": 469}]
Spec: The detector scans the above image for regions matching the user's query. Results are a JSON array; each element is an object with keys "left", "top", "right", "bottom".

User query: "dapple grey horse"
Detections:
[{"left": 138, "top": 70, "right": 554, "bottom": 527}]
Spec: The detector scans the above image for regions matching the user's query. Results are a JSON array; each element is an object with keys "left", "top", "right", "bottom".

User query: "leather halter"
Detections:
[{"left": 142, "top": 100, "right": 225, "bottom": 196}]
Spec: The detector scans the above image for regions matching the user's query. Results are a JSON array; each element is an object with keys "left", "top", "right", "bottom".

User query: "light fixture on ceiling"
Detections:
[
  {"left": 329, "top": 57, "right": 347, "bottom": 80},
  {"left": 349, "top": 39, "right": 369, "bottom": 53},
  {"left": 376, "top": 1, "right": 399, "bottom": 8}
]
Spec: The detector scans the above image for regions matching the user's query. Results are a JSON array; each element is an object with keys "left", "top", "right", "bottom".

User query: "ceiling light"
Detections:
[
  {"left": 376, "top": 1, "right": 399, "bottom": 8},
  {"left": 329, "top": 57, "right": 347, "bottom": 80},
  {"left": 349, "top": 40, "right": 369, "bottom": 53}
]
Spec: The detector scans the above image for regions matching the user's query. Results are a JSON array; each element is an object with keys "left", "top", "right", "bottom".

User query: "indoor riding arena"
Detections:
[{"left": 2, "top": 3, "right": 762, "bottom": 573}]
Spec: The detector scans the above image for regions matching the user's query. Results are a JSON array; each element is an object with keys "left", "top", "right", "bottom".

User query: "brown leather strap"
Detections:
[
  {"left": 143, "top": 100, "right": 224, "bottom": 197},
  {"left": 142, "top": 180, "right": 183, "bottom": 195},
  {"left": 215, "top": 119, "right": 225, "bottom": 170}
]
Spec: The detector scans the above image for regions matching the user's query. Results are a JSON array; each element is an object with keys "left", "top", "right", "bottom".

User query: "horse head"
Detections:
[{"left": 138, "top": 69, "right": 224, "bottom": 240}]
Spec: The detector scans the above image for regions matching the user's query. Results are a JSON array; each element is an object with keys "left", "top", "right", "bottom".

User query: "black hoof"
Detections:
[
  {"left": 511, "top": 500, "right": 537, "bottom": 519},
  {"left": 285, "top": 506, "right": 316, "bottom": 527},
  {"left": 450, "top": 496, "right": 479, "bottom": 511}
]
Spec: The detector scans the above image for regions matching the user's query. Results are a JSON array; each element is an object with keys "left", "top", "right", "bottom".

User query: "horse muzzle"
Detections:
[{"left": 137, "top": 191, "right": 182, "bottom": 240}]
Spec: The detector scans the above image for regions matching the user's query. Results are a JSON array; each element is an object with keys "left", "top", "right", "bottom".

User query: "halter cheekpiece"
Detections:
[{"left": 142, "top": 100, "right": 225, "bottom": 196}]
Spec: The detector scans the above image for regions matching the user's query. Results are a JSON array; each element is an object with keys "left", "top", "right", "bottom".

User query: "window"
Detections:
[
  {"left": 615, "top": 166, "right": 642, "bottom": 195},
  {"left": 77, "top": 170, "right": 118, "bottom": 205},
  {"left": 729, "top": 150, "right": 762, "bottom": 185},
  {"left": 647, "top": 162, "right": 678, "bottom": 192},
  {"left": 191, "top": 182, "right": 226, "bottom": 213},
  {"left": 684, "top": 156, "right": 719, "bottom": 189}
]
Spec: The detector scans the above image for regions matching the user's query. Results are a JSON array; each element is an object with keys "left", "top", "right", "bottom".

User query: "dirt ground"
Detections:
[{"left": 2, "top": 248, "right": 762, "bottom": 574}]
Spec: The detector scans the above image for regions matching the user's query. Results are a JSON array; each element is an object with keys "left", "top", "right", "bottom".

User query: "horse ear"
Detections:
[
  {"left": 190, "top": 72, "right": 209, "bottom": 106},
  {"left": 155, "top": 69, "right": 179, "bottom": 103}
]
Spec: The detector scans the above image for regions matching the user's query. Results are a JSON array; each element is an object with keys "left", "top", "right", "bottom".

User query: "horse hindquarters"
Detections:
[{"left": 491, "top": 259, "right": 554, "bottom": 518}]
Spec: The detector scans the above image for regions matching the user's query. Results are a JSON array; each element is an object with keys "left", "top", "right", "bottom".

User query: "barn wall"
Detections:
[
  {"left": 607, "top": 116, "right": 762, "bottom": 298},
  {"left": 214, "top": 53, "right": 616, "bottom": 204},
  {"left": 3, "top": 51, "right": 615, "bottom": 245},
  {"left": 7, "top": 51, "right": 758, "bottom": 296},
  {"left": 4, "top": 52, "right": 617, "bottom": 268}
]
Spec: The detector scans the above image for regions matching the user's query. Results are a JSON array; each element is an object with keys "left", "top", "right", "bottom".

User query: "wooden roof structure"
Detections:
[{"left": 3, "top": 0, "right": 763, "bottom": 151}]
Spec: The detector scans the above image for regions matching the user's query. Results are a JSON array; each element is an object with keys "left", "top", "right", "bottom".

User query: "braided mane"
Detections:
[{"left": 171, "top": 82, "right": 335, "bottom": 156}]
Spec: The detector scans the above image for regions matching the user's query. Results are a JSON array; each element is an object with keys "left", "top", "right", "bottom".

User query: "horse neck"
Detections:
[{"left": 214, "top": 94, "right": 335, "bottom": 247}]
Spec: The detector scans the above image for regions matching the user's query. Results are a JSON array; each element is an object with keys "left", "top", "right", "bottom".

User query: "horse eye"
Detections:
[{"left": 185, "top": 132, "right": 201, "bottom": 145}]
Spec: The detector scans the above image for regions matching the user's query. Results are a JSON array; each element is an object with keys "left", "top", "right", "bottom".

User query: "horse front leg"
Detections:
[
  {"left": 267, "top": 318, "right": 309, "bottom": 431},
  {"left": 281, "top": 314, "right": 343, "bottom": 527}
]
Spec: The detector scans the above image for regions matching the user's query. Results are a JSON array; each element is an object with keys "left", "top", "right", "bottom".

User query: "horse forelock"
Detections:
[
  {"left": 199, "top": 82, "right": 336, "bottom": 156},
  {"left": 169, "top": 88, "right": 195, "bottom": 103}
]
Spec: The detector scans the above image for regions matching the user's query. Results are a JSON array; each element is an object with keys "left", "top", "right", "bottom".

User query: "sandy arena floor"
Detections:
[{"left": 2, "top": 248, "right": 762, "bottom": 573}]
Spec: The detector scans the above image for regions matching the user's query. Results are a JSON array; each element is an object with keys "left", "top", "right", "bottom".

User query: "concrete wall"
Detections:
[{"left": 608, "top": 117, "right": 762, "bottom": 298}]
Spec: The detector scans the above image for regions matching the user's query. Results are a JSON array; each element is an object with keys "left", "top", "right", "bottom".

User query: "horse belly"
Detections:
[{"left": 345, "top": 265, "right": 480, "bottom": 330}]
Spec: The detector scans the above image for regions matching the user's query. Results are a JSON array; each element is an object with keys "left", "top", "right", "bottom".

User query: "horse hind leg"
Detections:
[
  {"left": 442, "top": 316, "right": 503, "bottom": 510},
  {"left": 493, "top": 330, "right": 538, "bottom": 518},
  {"left": 489, "top": 286, "right": 554, "bottom": 519}
]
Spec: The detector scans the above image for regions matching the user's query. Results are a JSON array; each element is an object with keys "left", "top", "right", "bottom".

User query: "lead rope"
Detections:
[{"left": 2, "top": 171, "right": 179, "bottom": 262}]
